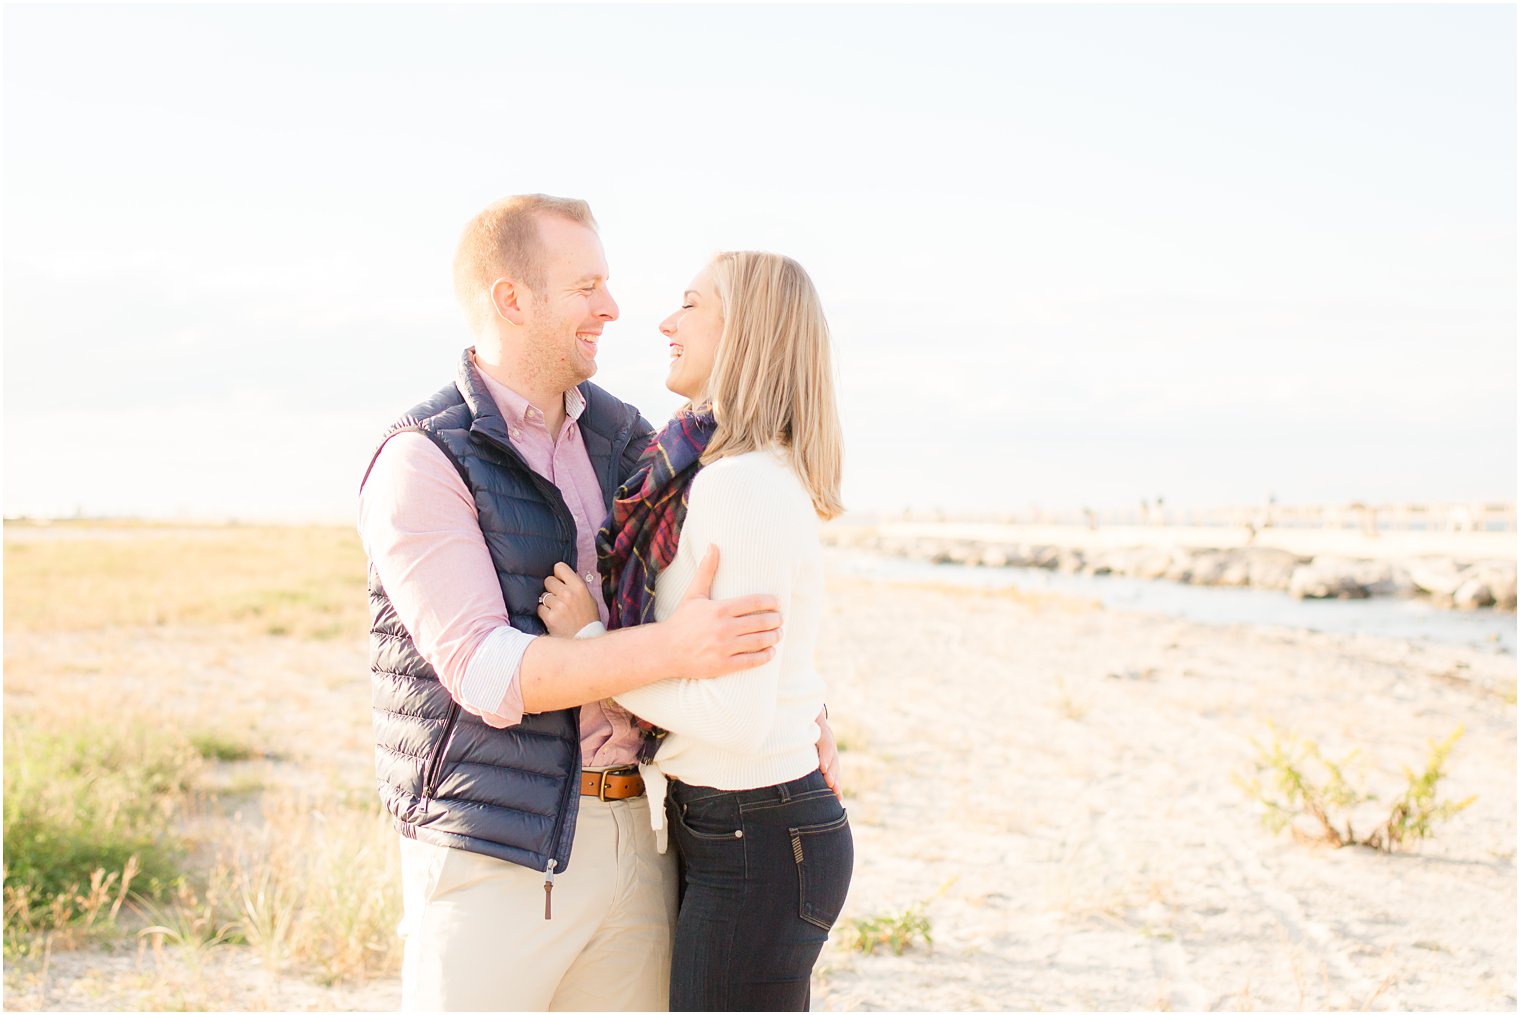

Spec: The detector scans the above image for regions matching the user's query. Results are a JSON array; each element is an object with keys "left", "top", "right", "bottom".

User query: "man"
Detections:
[{"left": 359, "top": 194, "right": 834, "bottom": 1011}]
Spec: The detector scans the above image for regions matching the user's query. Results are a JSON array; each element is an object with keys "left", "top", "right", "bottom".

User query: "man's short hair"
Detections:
[{"left": 452, "top": 194, "right": 597, "bottom": 328}]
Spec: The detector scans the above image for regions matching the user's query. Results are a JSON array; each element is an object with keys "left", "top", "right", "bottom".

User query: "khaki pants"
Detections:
[{"left": 398, "top": 796, "right": 678, "bottom": 1011}]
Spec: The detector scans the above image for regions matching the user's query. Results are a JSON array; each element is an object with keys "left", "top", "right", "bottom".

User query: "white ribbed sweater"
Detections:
[{"left": 597, "top": 447, "right": 825, "bottom": 847}]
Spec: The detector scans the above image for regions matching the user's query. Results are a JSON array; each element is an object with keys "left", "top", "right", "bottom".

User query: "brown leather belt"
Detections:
[{"left": 580, "top": 767, "right": 645, "bottom": 801}]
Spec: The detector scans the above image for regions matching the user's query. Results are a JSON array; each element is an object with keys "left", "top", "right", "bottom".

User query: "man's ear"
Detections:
[{"left": 490, "top": 277, "right": 528, "bottom": 326}]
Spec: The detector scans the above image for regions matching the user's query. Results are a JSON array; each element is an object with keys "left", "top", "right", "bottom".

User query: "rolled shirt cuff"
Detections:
[{"left": 460, "top": 625, "right": 535, "bottom": 727}]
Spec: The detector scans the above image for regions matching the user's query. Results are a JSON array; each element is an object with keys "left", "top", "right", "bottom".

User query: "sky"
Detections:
[{"left": 3, "top": 3, "right": 1515, "bottom": 521}]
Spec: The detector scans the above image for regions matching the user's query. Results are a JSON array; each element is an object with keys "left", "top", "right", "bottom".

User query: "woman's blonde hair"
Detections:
[{"left": 700, "top": 251, "right": 845, "bottom": 521}]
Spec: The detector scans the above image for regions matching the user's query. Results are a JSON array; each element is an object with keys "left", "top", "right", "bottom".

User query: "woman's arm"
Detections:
[{"left": 519, "top": 546, "right": 782, "bottom": 713}]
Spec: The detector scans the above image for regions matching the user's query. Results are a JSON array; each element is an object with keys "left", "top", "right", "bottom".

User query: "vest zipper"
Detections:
[
  {"left": 538, "top": 413, "right": 631, "bottom": 884},
  {"left": 476, "top": 429, "right": 579, "bottom": 872},
  {"left": 420, "top": 702, "right": 461, "bottom": 811},
  {"left": 474, "top": 415, "right": 632, "bottom": 893}
]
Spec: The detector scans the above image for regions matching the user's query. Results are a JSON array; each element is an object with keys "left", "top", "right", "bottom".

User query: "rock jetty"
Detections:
[{"left": 824, "top": 528, "right": 1517, "bottom": 610}]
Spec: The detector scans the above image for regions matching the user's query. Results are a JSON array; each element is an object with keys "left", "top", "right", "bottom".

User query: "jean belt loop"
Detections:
[{"left": 777, "top": 781, "right": 792, "bottom": 804}]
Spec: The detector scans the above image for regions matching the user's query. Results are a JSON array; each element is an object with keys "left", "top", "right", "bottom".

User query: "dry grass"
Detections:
[
  {"left": 2, "top": 521, "right": 399, "bottom": 1008},
  {"left": 4, "top": 521, "right": 368, "bottom": 638},
  {"left": 209, "top": 797, "right": 402, "bottom": 985}
]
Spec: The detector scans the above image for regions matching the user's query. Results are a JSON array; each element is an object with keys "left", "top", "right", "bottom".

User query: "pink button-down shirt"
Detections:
[{"left": 357, "top": 361, "right": 643, "bottom": 768}]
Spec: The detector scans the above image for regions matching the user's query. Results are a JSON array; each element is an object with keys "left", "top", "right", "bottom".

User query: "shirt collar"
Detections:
[
  {"left": 564, "top": 385, "right": 587, "bottom": 422},
  {"left": 471, "top": 355, "right": 586, "bottom": 426}
]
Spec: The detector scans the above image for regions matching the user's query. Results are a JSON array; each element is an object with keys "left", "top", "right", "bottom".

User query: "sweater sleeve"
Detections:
[{"left": 612, "top": 459, "right": 804, "bottom": 753}]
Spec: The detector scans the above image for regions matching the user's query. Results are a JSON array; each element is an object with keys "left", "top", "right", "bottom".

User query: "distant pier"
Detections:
[{"left": 826, "top": 501, "right": 1517, "bottom": 609}]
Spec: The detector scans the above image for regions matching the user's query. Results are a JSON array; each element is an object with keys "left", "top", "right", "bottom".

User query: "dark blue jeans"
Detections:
[{"left": 666, "top": 770, "right": 854, "bottom": 1012}]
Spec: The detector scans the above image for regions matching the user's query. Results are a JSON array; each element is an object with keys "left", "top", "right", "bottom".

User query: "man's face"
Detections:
[{"left": 519, "top": 215, "right": 619, "bottom": 391}]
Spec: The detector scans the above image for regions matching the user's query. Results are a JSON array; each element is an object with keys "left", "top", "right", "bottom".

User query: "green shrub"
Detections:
[
  {"left": 3, "top": 718, "right": 199, "bottom": 952},
  {"left": 1237, "top": 724, "right": 1475, "bottom": 851}
]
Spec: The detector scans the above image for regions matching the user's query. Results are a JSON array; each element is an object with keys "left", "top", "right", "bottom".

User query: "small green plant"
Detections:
[
  {"left": 1236, "top": 724, "right": 1475, "bottom": 851},
  {"left": 848, "top": 901, "right": 933, "bottom": 956},
  {"left": 1375, "top": 728, "right": 1477, "bottom": 850},
  {"left": 188, "top": 732, "right": 260, "bottom": 762}
]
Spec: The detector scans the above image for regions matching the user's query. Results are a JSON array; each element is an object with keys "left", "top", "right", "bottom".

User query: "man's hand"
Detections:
[
  {"left": 660, "top": 545, "right": 783, "bottom": 679},
  {"left": 816, "top": 708, "right": 843, "bottom": 801},
  {"left": 518, "top": 545, "right": 785, "bottom": 713}
]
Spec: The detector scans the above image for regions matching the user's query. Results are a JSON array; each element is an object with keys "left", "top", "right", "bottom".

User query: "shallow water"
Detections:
[{"left": 826, "top": 548, "right": 1517, "bottom": 655}]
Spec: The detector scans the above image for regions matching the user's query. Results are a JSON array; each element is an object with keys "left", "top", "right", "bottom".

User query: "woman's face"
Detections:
[{"left": 660, "top": 266, "right": 723, "bottom": 402}]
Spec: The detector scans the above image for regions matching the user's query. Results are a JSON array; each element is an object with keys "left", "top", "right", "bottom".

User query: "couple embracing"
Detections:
[{"left": 358, "top": 194, "right": 854, "bottom": 1011}]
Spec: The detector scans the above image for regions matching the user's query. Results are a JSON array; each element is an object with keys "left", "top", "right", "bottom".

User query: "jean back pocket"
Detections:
[{"left": 790, "top": 811, "right": 853, "bottom": 930}]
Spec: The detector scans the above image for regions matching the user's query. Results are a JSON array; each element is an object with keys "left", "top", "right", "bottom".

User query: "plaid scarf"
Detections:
[{"left": 597, "top": 406, "right": 718, "bottom": 761}]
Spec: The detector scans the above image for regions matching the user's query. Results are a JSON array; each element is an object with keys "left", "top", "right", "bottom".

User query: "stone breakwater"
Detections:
[{"left": 824, "top": 528, "right": 1518, "bottom": 610}]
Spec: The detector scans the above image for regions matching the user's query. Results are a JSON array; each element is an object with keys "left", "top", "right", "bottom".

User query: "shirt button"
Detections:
[
  {"left": 584, "top": 572, "right": 595, "bottom": 583},
  {"left": 510, "top": 427, "right": 522, "bottom": 439}
]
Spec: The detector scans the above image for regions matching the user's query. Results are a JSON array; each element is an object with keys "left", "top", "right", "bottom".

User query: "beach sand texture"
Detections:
[
  {"left": 813, "top": 575, "right": 1515, "bottom": 1011},
  {"left": 2, "top": 525, "right": 1514, "bottom": 1011}
]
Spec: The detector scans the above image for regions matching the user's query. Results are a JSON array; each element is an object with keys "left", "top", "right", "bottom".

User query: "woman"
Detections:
[{"left": 538, "top": 251, "right": 853, "bottom": 1011}]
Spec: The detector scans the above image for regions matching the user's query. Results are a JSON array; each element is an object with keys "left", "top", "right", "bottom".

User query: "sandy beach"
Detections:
[
  {"left": 812, "top": 573, "right": 1515, "bottom": 1011},
  {"left": 3, "top": 525, "right": 1515, "bottom": 1011}
]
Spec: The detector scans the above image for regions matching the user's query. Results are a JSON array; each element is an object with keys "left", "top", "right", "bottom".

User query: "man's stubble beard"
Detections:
[{"left": 524, "top": 309, "right": 595, "bottom": 396}]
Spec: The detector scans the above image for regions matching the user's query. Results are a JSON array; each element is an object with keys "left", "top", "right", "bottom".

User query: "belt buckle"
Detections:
[{"left": 597, "top": 765, "right": 636, "bottom": 802}]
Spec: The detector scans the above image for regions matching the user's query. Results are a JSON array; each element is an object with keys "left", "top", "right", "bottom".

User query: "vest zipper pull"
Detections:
[{"left": 543, "top": 860, "right": 556, "bottom": 920}]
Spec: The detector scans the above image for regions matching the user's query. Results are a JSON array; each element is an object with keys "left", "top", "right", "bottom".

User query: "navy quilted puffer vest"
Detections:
[{"left": 361, "top": 349, "right": 653, "bottom": 874}]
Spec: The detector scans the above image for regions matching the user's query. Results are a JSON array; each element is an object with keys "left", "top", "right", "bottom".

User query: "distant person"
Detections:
[
  {"left": 357, "top": 196, "right": 839, "bottom": 1011},
  {"left": 539, "top": 252, "right": 853, "bottom": 1011}
]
